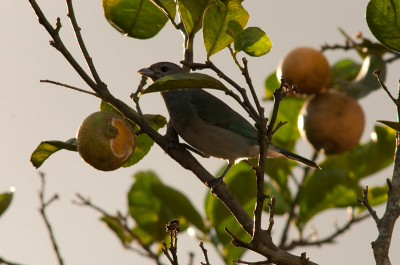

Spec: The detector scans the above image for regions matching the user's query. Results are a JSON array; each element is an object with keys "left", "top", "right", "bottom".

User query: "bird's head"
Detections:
[{"left": 138, "top": 62, "right": 183, "bottom": 81}]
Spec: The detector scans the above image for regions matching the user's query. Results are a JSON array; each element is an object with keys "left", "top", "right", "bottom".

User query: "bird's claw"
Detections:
[{"left": 206, "top": 176, "right": 226, "bottom": 194}]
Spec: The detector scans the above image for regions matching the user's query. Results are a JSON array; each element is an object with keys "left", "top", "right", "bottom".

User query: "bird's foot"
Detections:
[{"left": 206, "top": 176, "right": 226, "bottom": 194}]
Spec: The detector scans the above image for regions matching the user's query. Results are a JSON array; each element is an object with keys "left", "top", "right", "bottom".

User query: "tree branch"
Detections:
[
  {"left": 282, "top": 213, "right": 370, "bottom": 250},
  {"left": 280, "top": 152, "right": 319, "bottom": 248},
  {"left": 66, "top": 0, "right": 103, "bottom": 85},
  {"left": 0, "top": 258, "right": 25, "bottom": 265},
  {"left": 72, "top": 193, "right": 160, "bottom": 263},
  {"left": 38, "top": 172, "right": 64, "bottom": 265},
  {"left": 365, "top": 74, "right": 400, "bottom": 264},
  {"left": 180, "top": 60, "right": 260, "bottom": 122},
  {"left": 356, "top": 186, "right": 380, "bottom": 224},
  {"left": 40, "top": 79, "right": 99, "bottom": 97},
  {"left": 199, "top": 242, "right": 211, "bottom": 265}
]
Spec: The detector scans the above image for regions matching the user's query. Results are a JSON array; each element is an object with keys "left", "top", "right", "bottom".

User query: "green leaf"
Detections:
[
  {"left": 336, "top": 54, "right": 387, "bottom": 99},
  {"left": 178, "top": 0, "right": 213, "bottom": 36},
  {"left": 128, "top": 171, "right": 205, "bottom": 242},
  {"left": 101, "top": 216, "right": 133, "bottom": 247},
  {"left": 0, "top": 192, "right": 13, "bottom": 219},
  {"left": 103, "top": 0, "right": 169, "bottom": 39},
  {"left": 203, "top": 0, "right": 249, "bottom": 58},
  {"left": 329, "top": 59, "right": 362, "bottom": 87},
  {"left": 298, "top": 125, "right": 395, "bottom": 225},
  {"left": 131, "top": 226, "right": 156, "bottom": 246},
  {"left": 30, "top": 138, "right": 77, "bottom": 169},
  {"left": 264, "top": 71, "right": 280, "bottom": 100},
  {"left": 233, "top": 27, "right": 272, "bottom": 57},
  {"left": 100, "top": 101, "right": 167, "bottom": 167},
  {"left": 142, "top": 73, "right": 228, "bottom": 94},
  {"left": 366, "top": 0, "right": 400, "bottom": 52},
  {"left": 377, "top": 120, "right": 400, "bottom": 132},
  {"left": 271, "top": 96, "right": 305, "bottom": 152},
  {"left": 205, "top": 162, "right": 257, "bottom": 262}
]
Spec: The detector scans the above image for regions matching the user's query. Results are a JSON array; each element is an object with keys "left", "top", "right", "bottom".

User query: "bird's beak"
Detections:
[{"left": 138, "top": 68, "right": 156, "bottom": 79}]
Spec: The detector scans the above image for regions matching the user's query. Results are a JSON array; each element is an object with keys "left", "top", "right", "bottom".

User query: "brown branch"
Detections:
[
  {"left": 66, "top": 0, "right": 103, "bottom": 85},
  {"left": 40, "top": 79, "right": 99, "bottom": 97},
  {"left": 73, "top": 193, "right": 160, "bottom": 263},
  {"left": 280, "top": 152, "right": 319, "bottom": 248},
  {"left": 28, "top": 0, "right": 99, "bottom": 92},
  {"left": 228, "top": 45, "right": 243, "bottom": 70},
  {"left": 371, "top": 134, "right": 400, "bottom": 264},
  {"left": 188, "top": 252, "right": 194, "bottom": 265},
  {"left": 180, "top": 60, "right": 260, "bottom": 122},
  {"left": 38, "top": 172, "right": 64, "bottom": 265},
  {"left": 161, "top": 242, "right": 176, "bottom": 265},
  {"left": 0, "top": 258, "right": 25, "bottom": 265},
  {"left": 356, "top": 186, "right": 380, "bottom": 224},
  {"left": 266, "top": 196, "right": 276, "bottom": 233},
  {"left": 320, "top": 41, "right": 352, "bottom": 53},
  {"left": 266, "top": 77, "right": 287, "bottom": 138},
  {"left": 130, "top": 75, "right": 148, "bottom": 116},
  {"left": 374, "top": 69, "right": 398, "bottom": 105},
  {"left": 199, "top": 242, "right": 210, "bottom": 265},
  {"left": 225, "top": 228, "right": 316, "bottom": 265},
  {"left": 242, "top": 58, "right": 263, "bottom": 117},
  {"left": 233, "top": 259, "right": 269, "bottom": 265},
  {"left": 271, "top": 121, "right": 288, "bottom": 136},
  {"left": 282, "top": 213, "right": 370, "bottom": 250}
]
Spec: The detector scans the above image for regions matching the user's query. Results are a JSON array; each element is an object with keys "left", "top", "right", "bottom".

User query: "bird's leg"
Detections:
[
  {"left": 164, "top": 122, "right": 210, "bottom": 158},
  {"left": 206, "top": 161, "right": 234, "bottom": 191}
]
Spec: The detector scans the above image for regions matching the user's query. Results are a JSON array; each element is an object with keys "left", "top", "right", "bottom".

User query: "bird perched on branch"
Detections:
[{"left": 138, "top": 62, "right": 319, "bottom": 188}]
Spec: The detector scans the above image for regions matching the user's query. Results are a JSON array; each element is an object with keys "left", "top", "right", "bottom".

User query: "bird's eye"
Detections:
[{"left": 161, "top": 66, "right": 169, "bottom": 72}]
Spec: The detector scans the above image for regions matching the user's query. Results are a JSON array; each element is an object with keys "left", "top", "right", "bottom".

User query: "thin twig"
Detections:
[
  {"left": 38, "top": 172, "right": 64, "bottom": 265},
  {"left": 188, "top": 252, "right": 194, "bottom": 265},
  {"left": 0, "top": 258, "right": 25, "bottom": 265},
  {"left": 266, "top": 77, "right": 287, "bottom": 138},
  {"left": 228, "top": 45, "right": 243, "bottom": 71},
  {"left": 199, "top": 241, "right": 210, "bottom": 265},
  {"left": 40, "top": 79, "right": 99, "bottom": 97},
  {"left": 279, "top": 152, "right": 319, "bottom": 248},
  {"left": 66, "top": 0, "right": 103, "bottom": 85},
  {"left": 233, "top": 259, "right": 269, "bottom": 265},
  {"left": 282, "top": 213, "right": 370, "bottom": 250},
  {"left": 266, "top": 196, "right": 276, "bottom": 233},
  {"left": 161, "top": 242, "right": 175, "bottom": 265},
  {"left": 374, "top": 69, "right": 398, "bottom": 105},
  {"left": 72, "top": 193, "right": 160, "bottom": 263},
  {"left": 165, "top": 219, "right": 179, "bottom": 265},
  {"left": 130, "top": 75, "right": 148, "bottom": 116},
  {"left": 242, "top": 58, "right": 263, "bottom": 117},
  {"left": 180, "top": 60, "right": 260, "bottom": 122},
  {"left": 356, "top": 186, "right": 380, "bottom": 224},
  {"left": 320, "top": 42, "right": 352, "bottom": 53},
  {"left": 28, "top": 0, "right": 99, "bottom": 91},
  {"left": 271, "top": 121, "right": 288, "bottom": 136}
]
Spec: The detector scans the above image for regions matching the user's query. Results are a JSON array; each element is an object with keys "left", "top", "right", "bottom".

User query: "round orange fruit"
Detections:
[
  {"left": 277, "top": 47, "right": 330, "bottom": 95},
  {"left": 298, "top": 90, "right": 365, "bottom": 154},
  {"left": 77, "top": 111, "right": 136, "bottom": 171}
]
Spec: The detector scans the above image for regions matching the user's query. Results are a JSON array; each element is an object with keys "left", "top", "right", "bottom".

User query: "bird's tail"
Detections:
[{"left": 269, "top": 144, "right": 321, "bottom": 169}]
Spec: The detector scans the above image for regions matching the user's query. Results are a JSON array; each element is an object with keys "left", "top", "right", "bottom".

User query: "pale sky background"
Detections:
[{"left": 1, "top": 1, "right": 400, "bottom": 264}]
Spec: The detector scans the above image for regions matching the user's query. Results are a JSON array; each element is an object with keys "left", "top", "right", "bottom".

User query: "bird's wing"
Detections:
[{"left": 189, "top": 89, "right": 258, "bottom": 139}]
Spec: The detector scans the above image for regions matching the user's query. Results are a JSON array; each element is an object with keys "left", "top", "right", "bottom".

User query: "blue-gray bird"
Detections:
[{"left": 138, "top": 62, "right": 319, "bottom": 187}]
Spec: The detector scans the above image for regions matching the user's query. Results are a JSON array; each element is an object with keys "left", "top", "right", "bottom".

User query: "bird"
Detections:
[{"left": 138, "top": 62, "right": 320, "bottom": 188}]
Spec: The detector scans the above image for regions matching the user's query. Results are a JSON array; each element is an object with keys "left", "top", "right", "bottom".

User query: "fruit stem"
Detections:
[{"left": 103, "top": 124, "right": 119, "bottom": 139}]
